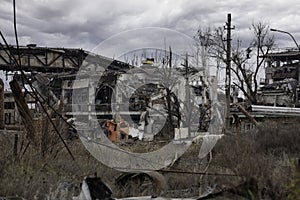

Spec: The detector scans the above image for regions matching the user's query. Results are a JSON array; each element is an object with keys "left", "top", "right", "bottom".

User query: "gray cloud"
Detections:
[{"left": 0, "top": 0, "right": 299, "bottom": 51}]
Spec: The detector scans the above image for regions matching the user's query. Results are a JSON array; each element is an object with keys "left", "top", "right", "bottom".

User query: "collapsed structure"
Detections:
[
  {"left": 0, "top": 45, "right": 215, "bottom": 143},
  {"left": 258, "top": 50, "right": 300, "bottom": 107},
  {"left": 0, "top": 45, "right": 132, "bottom": 139},
  {"left": 2, "top": 44, "right": 300, "bottom": 139}
]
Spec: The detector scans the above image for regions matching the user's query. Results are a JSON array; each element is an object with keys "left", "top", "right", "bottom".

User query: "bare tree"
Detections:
[
  {"left": 157, "top": 47, "right": 182, "bottom": 136},
  {"left": 196, "top": 22, "right": 275, "bottom": 104}
]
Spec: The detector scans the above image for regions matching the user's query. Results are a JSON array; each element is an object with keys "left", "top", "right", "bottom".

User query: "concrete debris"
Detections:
[
  {"left": 73, "top": 175, "right": 202, "bottom": 200},
  {"left": 73, "top": 176, "right": 113, "bottom": 200},
  {"left": 115, "top": 171, "right": 167, "bottom": 197},
  {"left": 258, "top": 78, "right": 298, "bottom": 107}
]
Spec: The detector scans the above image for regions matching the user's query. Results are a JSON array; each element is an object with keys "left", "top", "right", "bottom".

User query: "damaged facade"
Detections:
[
  {"left": 0, "top": 45, "right": 129, "bottom": 128},
  {"left": 258, "top": 50, "right": 300, "bottom": 107},
  {"left": 0, "top": 45, "right": 211, "bottom": 142},
  {"left": 2, "top": 44, "right": 300, "bottom": 139},
  {"left": 229, "top": 49, "right": 300, "bottom": 134}
]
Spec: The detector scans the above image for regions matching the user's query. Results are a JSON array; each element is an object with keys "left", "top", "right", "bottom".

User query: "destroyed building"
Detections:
[
  {"left": 5, "top": 44, "right": 300, "bottom": 138},
  {"left": 0, "top": 45, "right": 211, "bottom": 142},
  {"left": 0, "top": 45, "right": 130, "bottom": 125},
  {"left": 258, "top": 50, "right": 300, "bottom": 107}
]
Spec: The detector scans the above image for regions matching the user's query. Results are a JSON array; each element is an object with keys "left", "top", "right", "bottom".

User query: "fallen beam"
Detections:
[
  {"left": 237, "top": 104, "right": 259, "bottom": 126},
  {"left": 9, "top": 79, "right": 36, "bottom": 146}
]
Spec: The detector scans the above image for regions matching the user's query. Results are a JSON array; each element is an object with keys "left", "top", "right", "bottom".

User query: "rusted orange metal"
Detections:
[
  {"left": 105, "top": 116, "right": 129, "bottom": 142},
  {"left": 106, "top": 120, "right": 118, "bottom": 142}
]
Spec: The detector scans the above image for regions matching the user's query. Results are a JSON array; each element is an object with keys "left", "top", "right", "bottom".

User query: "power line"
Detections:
[
  {"left": 0, "top": 1, "right": 76, "bottom": 161},
  {"left": 158, "top": 169, "right": 240, "bottom": 177}
]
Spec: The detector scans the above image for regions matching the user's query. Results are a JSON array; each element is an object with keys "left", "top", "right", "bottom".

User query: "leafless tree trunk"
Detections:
[{"left": 196, "top": 22, "right": 275, "bottom": 104}]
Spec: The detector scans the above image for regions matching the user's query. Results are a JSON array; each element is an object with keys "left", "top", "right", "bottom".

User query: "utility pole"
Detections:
[
  {"left": 185, "top": 53, "right": 191, "bottom": 137},
  {"left": 182, "top": 52, "right": 193, "bottom": 137},
  {"left": 225, "top": 13, "right": 234, "bottom": 130}
]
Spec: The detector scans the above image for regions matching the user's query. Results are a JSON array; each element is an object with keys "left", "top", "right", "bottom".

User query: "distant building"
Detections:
[
  {"left": 258, "top": 50, "right": 300, "bottom": 107},
  {"left": 3, "top": 90, "right": 37, "bottom": 128}
]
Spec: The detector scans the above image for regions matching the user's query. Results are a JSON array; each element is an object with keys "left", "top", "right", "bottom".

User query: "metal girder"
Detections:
[
  {"left": 0, "top": 45, "right": 87, "bottom": 73},
  {"left": 0, "top": 45, "right": 132, "bottom": 74}
]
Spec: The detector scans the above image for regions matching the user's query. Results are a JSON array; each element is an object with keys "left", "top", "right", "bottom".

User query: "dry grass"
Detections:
[
  {"left": 0, "top": 120, "right": 300, "bottom": 199},
  {"left": 0, "top": 129, "right": 119, "bottom": 199},
  {"left": 209, "top": 122, "right": 300, "bottom": 199}
]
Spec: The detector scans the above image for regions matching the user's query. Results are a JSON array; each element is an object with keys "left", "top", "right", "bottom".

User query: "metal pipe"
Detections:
[{"left": 252, "top": 105, "right": 300, "bottom": 114}]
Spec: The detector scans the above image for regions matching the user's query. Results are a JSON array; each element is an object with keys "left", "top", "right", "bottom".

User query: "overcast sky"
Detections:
[{"left": 1, "top": 0, "right": 300, "bottom": 54}]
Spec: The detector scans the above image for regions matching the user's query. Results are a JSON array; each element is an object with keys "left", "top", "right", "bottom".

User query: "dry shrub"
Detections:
[
  {"left": 0, "top": 128, "right": 118, "bottom": 199},
  {"left": 286, "top": 159, "right": 300, "bottom": 200},
  {"left": 211, "top": 121, "right": 300, "bottom": 199},
  {"left": 1, "top": 119, "right": 300, "bottom": 199},
  {"left": 255, "top": 122, "right": 300, "bottom": 156}
]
